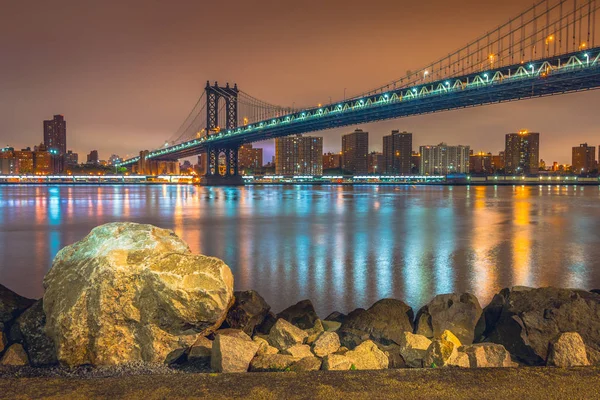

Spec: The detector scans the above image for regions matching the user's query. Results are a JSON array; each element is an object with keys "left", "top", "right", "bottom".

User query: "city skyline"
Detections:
[{"left": 1, "top": 0, "right": 599, "bottom": 165}]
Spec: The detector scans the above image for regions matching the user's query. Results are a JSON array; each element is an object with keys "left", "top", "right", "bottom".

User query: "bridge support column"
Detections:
[{"left": 200, "top": 144, "right": 244, "bottom": 186}]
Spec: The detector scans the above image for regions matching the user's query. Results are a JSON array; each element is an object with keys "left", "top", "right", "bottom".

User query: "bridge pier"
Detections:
[{"left": 199, "top": 144, "right": 244, "bottom": 186}]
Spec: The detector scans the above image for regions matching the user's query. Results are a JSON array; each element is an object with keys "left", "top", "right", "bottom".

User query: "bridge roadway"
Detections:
[{"left": 118, "top": 48, "right": 600, "bottom": 167}]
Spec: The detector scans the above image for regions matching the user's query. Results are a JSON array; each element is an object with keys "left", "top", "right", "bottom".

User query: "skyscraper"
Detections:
[
  {"left": 341, "top": 129, "right": 369, "bottom": 174},
  {"left": 383, "top": 130, "right": 412, "bottom": 175},
  {"left": 238, "top": 144, "right": 263, "bottom": 174},
  {"left": 275, "top": 135, "right": 323, "bottom": 175},
  {"left": 419, "top": 143, "right": 470, "bottom": 175},
  {"left": 572, "top": 143, "right": 596, "bottom": 174},
  {"left": 504, "top": 130, "right": 540, "bottom": 174},
  {"left": 43, "top": 115, "right": 67, "bottom": 155}
]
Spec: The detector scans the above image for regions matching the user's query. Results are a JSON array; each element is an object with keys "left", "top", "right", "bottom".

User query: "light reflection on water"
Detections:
[{"left": 0, "top": 184, "right": 599, "bottom": 316}]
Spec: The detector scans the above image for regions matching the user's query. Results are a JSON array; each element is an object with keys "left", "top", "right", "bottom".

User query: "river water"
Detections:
[{"left": 0, "top": 184, "right": 599, "bottom": 316}]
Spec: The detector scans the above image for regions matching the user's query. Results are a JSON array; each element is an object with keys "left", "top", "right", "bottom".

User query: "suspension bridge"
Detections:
[{"left": 118, "top": 0, "right": 600, "bottom": 184}]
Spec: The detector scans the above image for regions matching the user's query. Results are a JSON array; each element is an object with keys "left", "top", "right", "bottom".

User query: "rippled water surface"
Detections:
[{"left": 1, "top": 184, "right": 599, "bottom": 316}]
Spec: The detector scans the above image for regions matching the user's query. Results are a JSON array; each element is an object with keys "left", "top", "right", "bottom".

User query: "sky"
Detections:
[{"left": 0, "top": 0, "right": 598, "bottom": 164}]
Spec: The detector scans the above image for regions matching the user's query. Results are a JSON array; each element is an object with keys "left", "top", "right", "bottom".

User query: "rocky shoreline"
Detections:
[{"left": 1, "top": 223, "right": 599, "bottom": 376}]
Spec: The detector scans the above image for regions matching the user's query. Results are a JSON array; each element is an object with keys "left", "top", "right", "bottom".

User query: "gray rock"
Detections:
[
  {"left": 311, "top": 331, "right": 340, "bottom": 358},
  {"left": 43, "top": 223, "right": 234, "bottom": 366},
  {"left": 396, "top": 332, "right": 432, "bottom": 368},
  {"left": 415, "top": 293, "right": 483, "bottom": 345},
  {"left": 0, "top": 343, "right": 28, "bottom": 366},
  {"left": 11, "top": 299, "right": 57, "bottom": 366},
  {"left": 460, "top": 343, "right": 517, "bottom": 368},
  {"left": 289, "top": 356, "right": 322, "bottom": 371},
  {"left": 277, "top": 300, "right": 319, "bottom": 329},
  {"left": 0, "top": 284, "right": 35, "bottom": 327},
  {"left": 547, "top": 332, "right": 590, "bottom": 367},
  {"left": 223, "top": 290, "right": 270, "bottom": 337},
  {"left": 249, "top": 354, "right": 295, "bottom": 372},
  {"left": 188, "top": 336, "right": 213, "bottom": 362},
  {"left": 322, "top": 354, "right": 352, "bottom": 370},
  {"left": 345, "top": 340, "right": 389, "bottom": 370},
  {"left": 211, "top": 332, "right": 258, "bottom": 373},
  {"left": 267, "top": 319, "right": 308, "bottom": 351},
  {"left": 339, "top": 299, "right": 414, "bottom": 348},
  {"left": 479, "top": 287, "right": 600, "bottom": 365}
]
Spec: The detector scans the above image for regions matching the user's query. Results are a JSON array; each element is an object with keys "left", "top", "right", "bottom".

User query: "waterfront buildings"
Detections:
[
  {"left": 238, "top": 144, "right": 263, "bottom": 174},
  {"left": 572, "top": 143, "right": 596, "bottom": 173},
  {"left": 470, "top": 152, "right": 493, "bottom": 174},
  {"left": 87, "top": 150, "right": 99, "bottom": 165},
  {"left": 342, "top": 129, "right": 369, "bottom": 174},
  {"left": 65, "top": 150, "right": 79, "bottom": 166},
  {"left": 368, "top": 152, "right": 385, "bottom": 174},
  {"left": 275, "top": 135, "right": 323, "bottom": 175},
  {"left": 419, "top": 143, "right": 470, "bottom": 175},
  {"left": 505, "top": 130, "right": 540, "bottom": 174},
  {"left": 383, "top": 130, "right": 412, "bottom": 175},
  {"left": 323, "top": 152, "right": 342, "bottom": 171},
  {"left": 43, "top": 115, "right": 66, "bottom": 173},
  {"left": 491, "top": 151, "right": 505, "bottom": 171},
  {"left": 108, "top": 154, "right": 122, "bottom": 166}
]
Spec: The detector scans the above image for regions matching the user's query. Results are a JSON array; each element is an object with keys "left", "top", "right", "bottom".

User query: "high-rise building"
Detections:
[
  {"left": 275, "top": 135, "right": 323, "bottom": 175},
  {"left": 323, "top": 152, "right": 342, "bottom": 170},
  {"left": 504, "top": 130, "right": 540, "bottom": 174},
  {"left": 342, "top": 129, "right": 369, "bottom": 174},
  {"left": 572, "top": 143, "right": 596, "bottom": 174},
  {"left": 420, "top": 143, "right": 470, "bottom": 175},
  {"left": 43, "top": 115, "right": 67, "bottom": 155},
  {"left": 491, "top": 151, "right": 505, "bottom": 172},
  {"left": 238, "top": 144, "right": 263, "bottom": 174},
  {"left": 368, "top": 152, "right": 385, "bottom": 174},
  {"left": 469, "top": 152, "right": 493, "bottom": 174},
  {"left": 383, "top": 130, "right": 412, "bottom": 175},
  {"left": 65, "top": 150, "right": 79, "bottom": 166},
  {"left": 87, "top": 150, "right": 99, "bottom": 165},
  {"left": 14, "top": 148, "right": 34, "bottom": 174}
]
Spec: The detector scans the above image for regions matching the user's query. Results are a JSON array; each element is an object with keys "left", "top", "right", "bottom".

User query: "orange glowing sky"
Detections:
[{"left": 1, "top": 0, "right": 598, "bottom": 164}]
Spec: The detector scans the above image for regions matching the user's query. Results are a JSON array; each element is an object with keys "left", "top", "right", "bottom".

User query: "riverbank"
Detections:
[{"left": 1, "top": 367, "right": 599, "bottom": 400}]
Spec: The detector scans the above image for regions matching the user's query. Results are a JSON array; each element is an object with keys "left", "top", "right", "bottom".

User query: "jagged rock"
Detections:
[
  {"left": 322, "top": 320, "right": 341, "bottom": 332},
  {"left": 0, "top": 343, "right": 28, "bottom": 366},
  {"left": 223, "top": 291, "right": 270, "bottom": 336},
  {"left": 424, "top": 339, "right": 465, "bottom": 368},
  {"left": 377, "top": 343, "right": 406, "bottom": 369},
  {"left": 188, "top": 337, "right": 213, "bottom": 362},
  {"left": 322, "top": 354, "right": 352, "bottom": 370},
  {"left": 337, "top": 328, "right": 370, "bottom": 349},
  {"left": 277, "top": 300, "right": 319, "bottom": 329},
  {"left": 338, "top": 299, "right": 414, "bottom": 348},
  {"left": 267, "top": 319, "right": 308, "bottom": 351},
  {"left": 345, "top": 340, "right": 389, "bottom": 370},
  {"left": 211, "top": 332, "right": 258, "bottom": 373},
  {"left": 415, "top": 293, "right": 483, "bottom": 345},
  {"left": 255, "top": 312, "right": 277, "bottom": 335},
  {"left": 440, "top": 330, "right": 462, "bottom": 348},
  {"left": 305, "top": 319, "right": 325, "bottom": 345},
  {"left": 11, "top": 299, "right": 57, "bottom": 366},
  {"left": 290, "top": 356, "right": 322, "bottom": 371},
  {"left": 335, "top": 346, "right": 349, "bottom": 355},
  {"left": 214, "top": 329, "right": 252, "bottom": 340},
  {"left": 451, "top": 352, "right": 470, "bottom": 368},
  {"left": 325, "top": 312, "right": 347, "bottom": 324},
  {"left": 253, "top": 337, "right": 278, "bottom": 355},
  {"left": 547, "top": 332, "right": 590, "bottom": 367},
  {"left": 0, "top": 284, "right": 35, "bottom": 327},
  {"left": 249, "top": 354, "right": 295, "bottom": 372},
  {"left": 396, "top": 332, "right": 432, "bottom": 368},
  {"left": 460, "top": 343, "right": 517, "bottom": 368},
  {"left": 282, "top": 344, "right": 313, "bottom": 359},
  {"left": 311, "top": 331, "right": 340, "bottom": 358},
  {"left": 43, "top": 223, "right": 235, "bottom": 366},
  {"left": 479, "top": 287, "right": 600, "bottom": 365}
]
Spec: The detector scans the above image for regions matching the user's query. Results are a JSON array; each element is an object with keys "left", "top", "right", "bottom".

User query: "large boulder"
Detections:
[
  {"left": 338, "top": 299, "right": 414, "bottom": 348},
  {"left": 311, "top": 332, "right": 340, "bottom": 358},
  {"left": 396, "top": 332, "right": 432, "bottom": 368},
  {"left": 424, "top": 339, "right": 468, "bottom": 368},
  {"left": 415, "top": 293, "right": 483, "bottom": 345},
  {"left": 282, "top": 344, "right": 313, "bottom": 359},
  {"left": 547, "top": 332, "right": 590, "bottom": 367},
  {"left": 345, "top": 340, "right": 389, "bottom": 370},
  {"left": 10, "top": 300, "right": 57, "bottom": 366},
  {"left": 322, "top": 354, "right": 352, "bottom": 370},
  {"left": 211, "top": 331, "right": 258, "bottom": 373},
  {"left": 267, "top": 319, "right": 308, "bottom": 351},
  {"left": 277, "top": 300, "right": 319, "bottom": 329},
  {"left": 223, "top": 291, "right": 270, "bottom": 336},
  {"left": 479, "top": 287, "right": 600, "bottom": 365},
  {"left": 0, "top": 284, "right": 35, "bottom": 328},
  {"left": 460, "top": 343, "right": 517, "bottom": 368},
  {"left": 43, "top": 223, "right": 235, "bottom": 366}
]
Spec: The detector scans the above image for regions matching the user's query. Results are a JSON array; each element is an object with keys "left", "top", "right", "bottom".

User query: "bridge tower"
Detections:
[{"left": 203, "top": 81, "right": 244, "bottom": 185}]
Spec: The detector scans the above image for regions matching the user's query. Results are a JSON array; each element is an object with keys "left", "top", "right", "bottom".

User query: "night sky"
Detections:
[{"left": 1, "top": 0, "right": 598, "bottom": 164}]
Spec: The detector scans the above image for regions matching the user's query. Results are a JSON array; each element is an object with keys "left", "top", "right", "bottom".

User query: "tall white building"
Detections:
[{"left": 419, "top": 143, "right": 470, "bottom": 175}]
